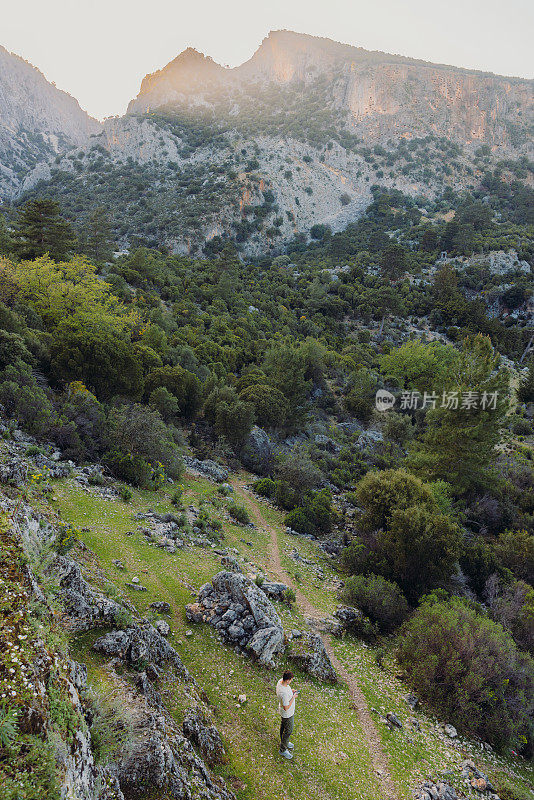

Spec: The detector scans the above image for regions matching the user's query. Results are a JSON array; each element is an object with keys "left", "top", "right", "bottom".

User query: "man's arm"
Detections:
[{"left": 281, "top": 690, "right": 297, "bottom": 711}]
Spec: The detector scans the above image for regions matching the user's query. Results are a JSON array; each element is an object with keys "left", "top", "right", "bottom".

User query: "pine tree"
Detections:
[
  {"left": 0, "top": 213, "right": 14, "bottom": 255},
  {"left": 85, "top": 206, "right": 115, "bottom": 263},
  {"left": 409, "top": 334, "right": 510, "bottom": 494},
  {"left": 15, "top": 199, "right": 76, "bottom": 261}
]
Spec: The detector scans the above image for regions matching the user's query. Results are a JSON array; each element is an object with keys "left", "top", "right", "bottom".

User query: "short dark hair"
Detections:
[{"left": 282, "top": 670, "right": 293, "bottom": 682}]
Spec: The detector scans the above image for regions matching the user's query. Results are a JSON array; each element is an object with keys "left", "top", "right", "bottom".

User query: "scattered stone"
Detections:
[
  {"left": 237, "top": 694, "right": 247, "bottom": 704},
  {"left": 154, "top": 620, "right": 171, "bottom": 637},
  {"left": 112, "top": 560, "right": 125, "bottom": 570},
  {"left": 150, "top": 601, "right": 171, "bottom": 614}
]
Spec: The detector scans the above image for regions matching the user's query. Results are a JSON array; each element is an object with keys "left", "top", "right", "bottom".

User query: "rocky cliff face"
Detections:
[
  {"left": 129, "top": 30, "right": 533, "bottom": 150},
  {"left": 0, "top": 45, "right": 101, "bottom": 199},
  {"left": 15, "top": 30, "right": 534, "bottom": 255}
]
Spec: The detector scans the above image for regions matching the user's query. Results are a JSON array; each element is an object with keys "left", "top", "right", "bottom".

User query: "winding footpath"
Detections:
[{"left": 233, "top": 477, "right": 399, "bottom": 800}]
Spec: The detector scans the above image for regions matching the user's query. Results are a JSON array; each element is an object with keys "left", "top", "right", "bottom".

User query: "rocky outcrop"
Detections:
[
  {"left": 55, "top": 555, "right": 124, "bottom": 631},
  {"left": 183, "top": 456, "right": 229, "bottom": 483},
  {"left": 93, "top": 622, "right": 192, "bottom": 682},
  {"left": 287, "top": 632, "right": 337, "bottom": 682},
  {"left": 104, "top": 672, "right": 234, "bottom": 800},
  {"left": 414, "top": 779, "right": 457, "bottom": 800},
  {"left": 240, "top": 426, "right": 275, "bottom": 475},
  {"left": 183, "top": 708, "right": 226, "bottom": 767},
  {"left": 186, "top": 571, "right": 284, "bottom": 666}
]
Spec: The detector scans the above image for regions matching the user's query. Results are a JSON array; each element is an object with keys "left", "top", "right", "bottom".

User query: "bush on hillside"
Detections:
[
  {"left": 252, "top": 478, "right": 276, "bottom": 498},
  {"left": 342, "top": 574, "right": 409, "bottom": 632},
  {"left": 397, "top": 598, "right": 534, "bottom": 752},
  {"left": 227, "top": 501, "right": 250, "bottom": 525}
]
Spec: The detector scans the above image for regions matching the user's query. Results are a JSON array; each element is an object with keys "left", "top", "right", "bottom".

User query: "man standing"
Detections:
[{"left": 276, "top": 670, "right": 298, "bottom": 759}]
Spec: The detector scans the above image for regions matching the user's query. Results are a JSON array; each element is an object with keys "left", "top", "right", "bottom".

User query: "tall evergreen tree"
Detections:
[
  {"left": 409, "top": 334, "right": 510, "bottom": 494},
  {"left": 85, "top": 206, "right": 115, "bottom": 262},
  {"left": 15, "top": 199, "right": 76, "bottom": 261},
  {"left": 0, "top": 213, "right": 14, "bottom": 256}
]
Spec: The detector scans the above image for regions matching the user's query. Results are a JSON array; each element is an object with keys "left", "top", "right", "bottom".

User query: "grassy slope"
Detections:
[{"left": 50, "top": 473, "right": 534, "bottom": 800}]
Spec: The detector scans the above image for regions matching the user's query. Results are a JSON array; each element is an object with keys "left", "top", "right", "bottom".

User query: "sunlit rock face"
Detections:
[
  {"left": 11, "top": 30, "right": 534, "bottom": 256},
  {"left": 127, "top": 29, "right": 533, "bottom": 150},
  {"left": 0, "top": 45, "right": 101, "bottom": 199}
]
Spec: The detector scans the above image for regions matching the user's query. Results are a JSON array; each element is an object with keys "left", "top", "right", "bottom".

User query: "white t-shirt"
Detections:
[{"left": 276, "top": 679, "right": 295, "bottom": 718}]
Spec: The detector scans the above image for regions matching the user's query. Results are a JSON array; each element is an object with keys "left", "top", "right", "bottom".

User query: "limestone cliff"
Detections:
[{"left": 0, "top": 45, "right": 101, "bottom": 199}]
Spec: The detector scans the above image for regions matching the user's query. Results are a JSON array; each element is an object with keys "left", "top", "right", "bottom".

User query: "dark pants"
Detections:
[{"left": 279, "top": 715, "right": 294, "bottom": 751}]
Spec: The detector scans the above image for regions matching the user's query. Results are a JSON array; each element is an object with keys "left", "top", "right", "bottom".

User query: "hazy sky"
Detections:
[{"left": 3, "top": 0, "right": 533, "bottom": 120}]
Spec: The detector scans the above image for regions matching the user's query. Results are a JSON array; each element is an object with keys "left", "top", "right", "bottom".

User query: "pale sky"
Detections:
[{"left": 2, "top": 0, "right": 533, "bottom": 121}]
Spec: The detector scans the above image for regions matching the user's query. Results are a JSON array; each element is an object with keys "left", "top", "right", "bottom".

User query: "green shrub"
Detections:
[
  {"left": 342, "top": 574, "right": 409, "bottom": 632},
  {"left": 88, "top": 472, "right": 106, "bottom": 486},
  {"left": 0, "top": 705, "right": 19, "bottom": 748},
  {"left": 493, "top": 773, "right": 529, "bottom": 800},
  {"left": 171, "top": 487, "right": 184, "bottom": 506},
  {"left": 118, "top": 485, "right": 132, "bottom": 502},
  {"left": 282, "top": 588, "right": 296, "bottom": 606},
  {"left": 397, "top": 598, "right": 534, "bottom": 751},
  {"left": 104, "top": 451, "right": 153, "bottom": 488},
  {"left": 227, "top": 501, "right": 250, "bottom": 525},
  {"left": 252, "top": 478, "right": 276, "bottom": 498},
  {"left": 284, "top": 507, "right": 315, "bottom": 536}
]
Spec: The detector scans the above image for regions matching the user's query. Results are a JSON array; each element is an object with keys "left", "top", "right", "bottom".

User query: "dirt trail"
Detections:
[{"left": 233, "top": 477, "right": 399, "bottom": 800}]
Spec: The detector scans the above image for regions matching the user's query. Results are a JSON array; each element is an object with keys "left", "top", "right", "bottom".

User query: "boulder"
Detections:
[
  {"left": 443, "top": 723, "right": 457, "bottom": 738},
  {"left": 183, "top": 708, "right": 226, "bottom": 767},
  {"left": 240, "top": 426, "right": 274, "bottom": 475},
  {"left": 314, "top": 434, "right": 341, "bottom": 453},
  {"left": 288, "top": 632, "right": 337, "bottom": 682},
  {"left": 55, "top": 556, "right": 124, "bottom": 631},
  {"left": 220, "top": 555, "right": 243, "bottom": 573},
  {"left": 260, "top": 580, "right": 289, "bottom": 600},
  {"left": 0, "top": 458, "right": 28, "bottom": 487},
  {"left": 187, "top": 571, "right": 284, "bottom": 666}
]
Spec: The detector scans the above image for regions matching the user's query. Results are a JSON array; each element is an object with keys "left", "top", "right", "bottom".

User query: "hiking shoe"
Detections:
[
  {"left": 287, "top": 742, "right": 294, "bottom": 750},
  {"left": 280, "top": 749, "right": 293, "bottom": 760}
]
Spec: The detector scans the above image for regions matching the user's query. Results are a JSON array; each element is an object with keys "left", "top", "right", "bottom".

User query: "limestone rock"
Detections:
[
  {"left": 183, "top": 456, "right": 228, "bottom": 483},
  {"left": 187, "top": 570, "right": 284, "bottom": 666},
  {"left": 93, "top": 621, "right": 192, "bottom": 682},
  {"left": 183, "top": 707, "right": 226, "bottom": 767},
  {"left": 240, "top": 426, "right": 274, "bottom": 475},
  {"left": 288, "top": 632, "right": 337, "bottom": 682},
  {"left": 150, "top": 601, "right": 171, "bottom": 614}
]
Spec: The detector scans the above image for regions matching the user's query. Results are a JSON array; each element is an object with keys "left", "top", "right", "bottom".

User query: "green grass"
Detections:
[{"left": 51, "top": 474, "right": 534, "bottom": 800}]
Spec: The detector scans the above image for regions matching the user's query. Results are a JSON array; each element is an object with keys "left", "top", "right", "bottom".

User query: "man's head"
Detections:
[{"left": 282, "top": 670, "right": 294, "bottom": 684}]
